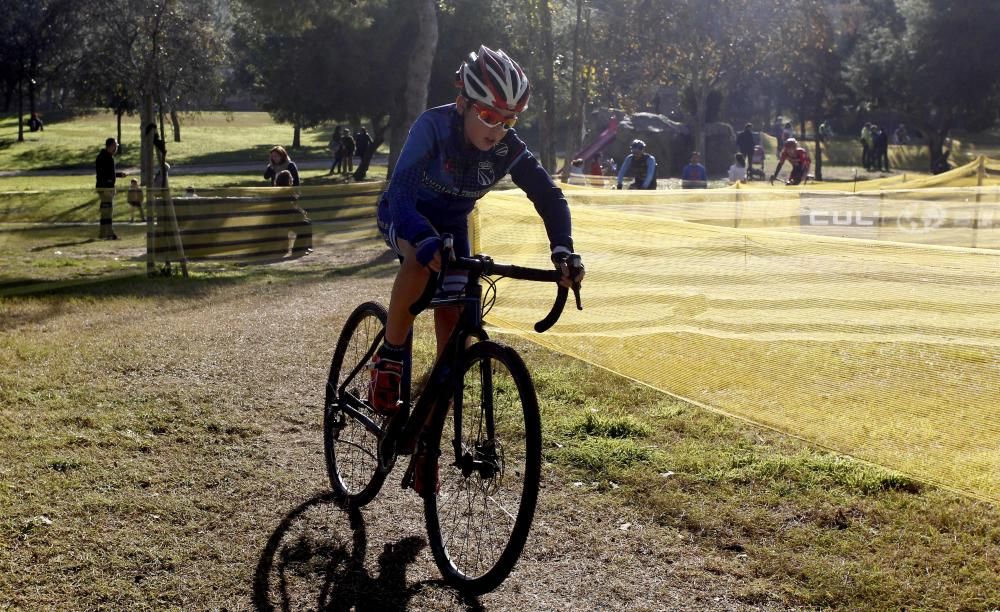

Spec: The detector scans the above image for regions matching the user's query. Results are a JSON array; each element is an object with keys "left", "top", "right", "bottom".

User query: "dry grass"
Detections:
[{"left": 1, "top": 239, "right": 999, "bottom": 610}]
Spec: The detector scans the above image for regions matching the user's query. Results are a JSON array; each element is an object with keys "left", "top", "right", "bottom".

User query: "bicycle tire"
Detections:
[
  {"left": 324, "top": 301, "right": 391, "bottom": 507},
  {"left": 423, "top": 341, "right": 542, "bottom": 594}
]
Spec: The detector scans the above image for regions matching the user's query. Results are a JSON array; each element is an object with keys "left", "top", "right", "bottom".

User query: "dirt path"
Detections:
[
  {"left": 1, "top": 241, "right": 771, "bottom": 610},
  {"left": 199, "top": 246, "right": 768, "bottom": 610}
]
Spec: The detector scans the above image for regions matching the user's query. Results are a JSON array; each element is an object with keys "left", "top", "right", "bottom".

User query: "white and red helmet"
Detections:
[{"left": 455, "top": 45, "right": 530, "bottom": 113}]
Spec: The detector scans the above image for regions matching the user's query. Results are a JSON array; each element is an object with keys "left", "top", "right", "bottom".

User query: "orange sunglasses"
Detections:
[{"left": 471, "top": 101, "right": 518, "bottom": 130}]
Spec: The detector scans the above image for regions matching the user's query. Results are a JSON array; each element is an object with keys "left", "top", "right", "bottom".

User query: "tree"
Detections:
[
  {"left": 845, "top": 0, "right": 1000, "bottom": 170},
  {"left": 0, "top": 0, "right": 80, "bottom": 141},
  {"left": 387, "top": 0, "right": 438, "bottom": 174}
]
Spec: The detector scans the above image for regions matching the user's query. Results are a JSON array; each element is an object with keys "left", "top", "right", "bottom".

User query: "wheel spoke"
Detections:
[
  {"left": 424, "top": 342, "right": 541, "bottom": 593},
  {"left": 324, "top": 302, "right": 391, "bottom": 507}
]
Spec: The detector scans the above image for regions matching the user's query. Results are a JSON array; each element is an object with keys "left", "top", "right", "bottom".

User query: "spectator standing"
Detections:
[
  {"left": 354, "top": 127, "right": 373, "bottom": 164},
  {"left": 340, "top": 128, "right": 356, "bottom": 174},
  {"left": 616, "top": 139, "right": 656, "bottom": 190},
  {"left": 781, "top": 122, "right": 794, "bottom": 142},
  {"left": 860, "top": 122, "right": 873, "bottom": 171},
  {"left": 95, "top": 137, "right": 126, "bottom": 240},
  {"left": 736, "top": 123, "right": 755, "bottom": 177},
  {"left": 328, "top": 129, "right": 343, "bottom": 175},
  {"left": 272, "top": 170, "right": 313, "bottom": 255},
  {"left": 819, "top": 120, "right": 834, "bottom": 142},
  {"left": 728, "top": 153, "right": 747, "bottom": 184},
  {"left": 264, "top": 145, "right": 300, "bottom": 186},
  {"left": 681, "top": 151, "right": 708, "bottom": 189},
  {"left": 28, "top": 112, "right": 44, "bottom": 132},
  {"left": 873, "top": 125, "right": 890, "bottom": 172},
  {"left": 127, "top": 178, "right": 145, "bottom": 223}
]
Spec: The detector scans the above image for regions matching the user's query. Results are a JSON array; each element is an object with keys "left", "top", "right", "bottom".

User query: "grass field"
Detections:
[{"left": 1, "top": 243, "right": 998, "bottom": 609}]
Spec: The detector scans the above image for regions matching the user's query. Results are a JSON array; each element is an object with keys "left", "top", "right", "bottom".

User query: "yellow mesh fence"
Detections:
[
  {"left": 472, "top": 188, "right": 1000, "bottom": 503},
  {"left": 731, "top": 155, "right": 1000, "bottom": 191}
]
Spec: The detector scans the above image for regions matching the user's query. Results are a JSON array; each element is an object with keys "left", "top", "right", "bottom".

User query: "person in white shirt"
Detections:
[{"left": 728, "top": 152, "right": 747, "bottom": 184}]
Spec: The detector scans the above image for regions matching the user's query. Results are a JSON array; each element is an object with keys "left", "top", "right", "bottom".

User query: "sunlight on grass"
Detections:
[{"left": 0, "top": 110, "right": 339, "bottom": 171}]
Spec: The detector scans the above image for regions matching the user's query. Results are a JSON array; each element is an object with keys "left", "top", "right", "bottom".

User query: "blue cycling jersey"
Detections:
[{"left": 378, "top": 104, "right": 573, "bottom": 255}]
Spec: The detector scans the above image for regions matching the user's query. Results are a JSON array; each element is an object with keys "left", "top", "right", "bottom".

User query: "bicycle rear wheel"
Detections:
[
  {"left": 324, "top": 301, "right": 391, "bottom": 507},
  {"left": 423, "top": 341, "right": 542, "bottom": 594}
]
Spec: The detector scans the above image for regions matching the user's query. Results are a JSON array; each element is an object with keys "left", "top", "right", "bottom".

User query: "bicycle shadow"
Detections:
[{"left": 253, "top": 492, "right": 485, "bottom": 611}]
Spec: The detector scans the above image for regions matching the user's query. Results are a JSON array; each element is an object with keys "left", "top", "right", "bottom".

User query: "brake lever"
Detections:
[{"left": 568, "top": 254, "right": 583, "bottom": 310}]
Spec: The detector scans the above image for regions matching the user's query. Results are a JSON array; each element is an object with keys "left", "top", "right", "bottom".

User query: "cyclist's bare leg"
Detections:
[
  {"left": 434, "top": 307, "right": 460, "bottom": 357},
  {"left": 385, "top": 238, "right": 432, "bottom": 346}
]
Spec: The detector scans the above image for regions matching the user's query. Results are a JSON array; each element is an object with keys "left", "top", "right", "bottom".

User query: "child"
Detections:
[
  {"left": 728, "top": 152, "right": 747, "bottom": 184},
  {"left": 371, "top": 46, "right": 584, "bottom": 491},
  {"left": 127, "top": 178, "right": 145, "bottom": 222}
]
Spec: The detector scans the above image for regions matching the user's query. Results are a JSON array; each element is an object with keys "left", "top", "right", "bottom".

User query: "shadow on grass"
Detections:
[
  {"left": 253, "top": 493, "right": 482, "bottom": 611},
  {"left": 28, "top": 237, "right": 97, "bottom": 252},
  {"left": 176, "top": 143, "right": 332, "bottom": 167},
  {"left": 0, "top": 244, "right": 398, "bottom": 310}
]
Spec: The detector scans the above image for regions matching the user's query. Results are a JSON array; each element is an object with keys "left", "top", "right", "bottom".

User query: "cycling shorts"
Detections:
[{"left": 377, "top": 199, "right": 470, "bottom": 297}]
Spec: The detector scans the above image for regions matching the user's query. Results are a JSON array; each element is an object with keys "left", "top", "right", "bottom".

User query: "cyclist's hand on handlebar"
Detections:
[
  {"left": 415, "top": 236, "right": 443, "bottom": 271},
  {"left": 426, "top": 251, "right": 442, "bottom": 273},
  {"left": 551, "top": 248, "right": 585, "bottom": 289}
]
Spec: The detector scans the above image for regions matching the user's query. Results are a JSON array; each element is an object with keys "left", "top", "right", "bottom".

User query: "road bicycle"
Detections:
[{"left": 323, "top": 236, "right": 583, "bottom": 594}]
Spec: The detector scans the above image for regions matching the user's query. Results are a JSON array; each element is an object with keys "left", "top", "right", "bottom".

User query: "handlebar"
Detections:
[{"left": 408, "top": 236, "right": 583, "bottom": 333}]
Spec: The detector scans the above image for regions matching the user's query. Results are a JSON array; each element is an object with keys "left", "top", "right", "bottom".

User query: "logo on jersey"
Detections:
[
  {"left": 494, "top": 143, "right": 509, "bottom": 158},
  {"left": 477, "top": 162, "right": 495, "bottom": 186}
]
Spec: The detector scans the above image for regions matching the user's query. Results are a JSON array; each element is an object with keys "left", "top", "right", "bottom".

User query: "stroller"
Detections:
[{"left": 748, "top": 145, "right": 767, "bottom": 181}]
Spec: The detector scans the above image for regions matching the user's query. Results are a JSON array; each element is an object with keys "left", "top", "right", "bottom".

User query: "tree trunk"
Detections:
[
  {"left": 28, "top": 52, "right": 37, "bottom": 119},
  {"left": 117, "top": 110, "right": 123, "bottom": 148},
  {"left": 16, "top": 70, "right": 24, "bottom": 143},
  {"left": 388, "top": 0, "right": 438, "bottom": 176},
  {"left": 292, "top": 123, "right": 301, "bottom": 149},
  {"left": 538, "top": 0, "right": 557, "bottom": 171},
  {"left": 141, "top": 94, "right": 155, "bottom": 190},
  {"left": 141, "top": 94, "right": 155, "bottom": 276},
  {"left": 561, "top": 0, "right": 583, "bottom": 180},
  {"left": 170, "top": 109, "right": 181, "bottom": 142},
  {"left": 814, "top": 128, "right": 823, "bottom": 181},
  {"left": 693, "top": 85, "right": 708, "bottom": 166}
]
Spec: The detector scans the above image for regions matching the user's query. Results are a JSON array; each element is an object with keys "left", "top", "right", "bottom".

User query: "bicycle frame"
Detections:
[{"left": 394, "top": 271, "right": 490, "bottom": 460}]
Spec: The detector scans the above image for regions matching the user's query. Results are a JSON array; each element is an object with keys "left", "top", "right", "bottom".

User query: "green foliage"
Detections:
[{"left": 568, "top": 411, "right": 651, "bottom": 439}]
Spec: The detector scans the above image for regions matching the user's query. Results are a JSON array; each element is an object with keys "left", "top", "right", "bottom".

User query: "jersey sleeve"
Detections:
[
  {"left": 617, "top": 155, "right": 632, "bottom": 185},
  {"left": 383, "top": 112, "right": 439, "bottom": 245},
  {"left": 509, "top": 147, "right": 574, "bottom": 252},
  {"left": 643, "top": 156, "right": 656, "bottom": 188}
]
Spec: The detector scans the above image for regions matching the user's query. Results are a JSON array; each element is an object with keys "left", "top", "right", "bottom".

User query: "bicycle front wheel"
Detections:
[
  {"left": 324, "top": 301, "right": 390, "bottom": 507},
  {"left": 424, "top": 341, "right": 542, "bottom": 594}
]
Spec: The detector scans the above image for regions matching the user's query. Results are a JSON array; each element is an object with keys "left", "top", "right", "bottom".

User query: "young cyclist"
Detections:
[
  {"left": 370, "top": 46, "right": 584, "bottom": 473},
  {"left": 771, "top": 137, "right": 812, "bottom": 186}
]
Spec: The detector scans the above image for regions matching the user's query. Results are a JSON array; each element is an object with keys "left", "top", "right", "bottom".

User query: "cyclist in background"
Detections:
[
  {"left": 371, "top": 45, "right": 584, "bottom": 420},
  {"left": 616, "top": 139, "right": 657, "bottom": 189},
  {"left": 771, "top": 137, "right": 812, "bottom": 185}
]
